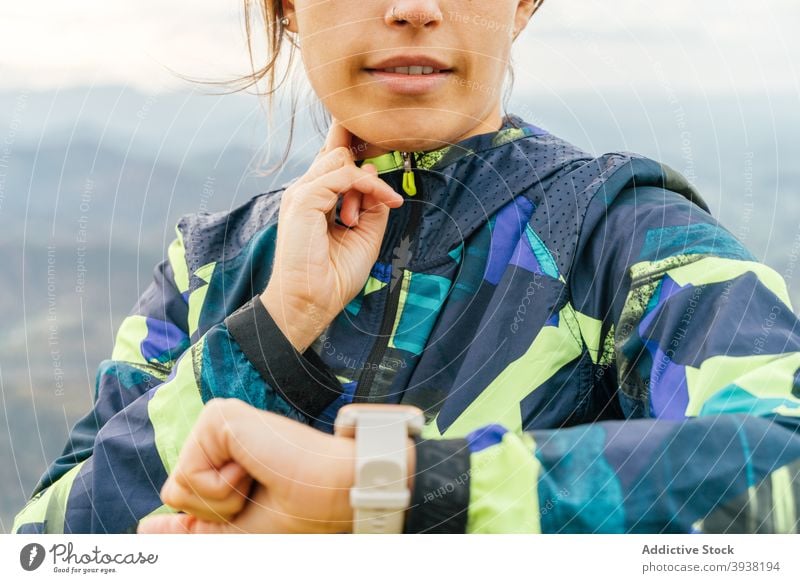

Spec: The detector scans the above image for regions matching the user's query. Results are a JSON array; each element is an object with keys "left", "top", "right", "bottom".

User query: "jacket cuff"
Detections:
[
  {"left": 403, "top": 436, "right": 471, "bottom": 533},
  {"left": 224, "top": 296, "right": 344, "bottom": 418}
]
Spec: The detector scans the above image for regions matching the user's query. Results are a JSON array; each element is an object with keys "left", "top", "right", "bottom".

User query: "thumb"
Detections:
[
  {"left": 137, "top": 513, "right": 239, "bottom": 534},
  {"left": 322, "top": 117, "right": 353, "bottom": 155},
  {"left": 322, "top": 118, "right": 370, "bottom": 160},
  {"left": 137, "top": 514, "right": 195, "bottom": 534}
]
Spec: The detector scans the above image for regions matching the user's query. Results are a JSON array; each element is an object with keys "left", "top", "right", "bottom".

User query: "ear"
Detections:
[
  {"left": 281, "top": 0, "right": 299, "bottom": 33},
  {"left": 513, "top": 0, "right": 543, "bottom": 39}
]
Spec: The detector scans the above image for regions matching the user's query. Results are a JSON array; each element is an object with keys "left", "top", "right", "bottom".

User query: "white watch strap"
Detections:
[
  {"left": 351, "top": 414, "right": 410, "bottom": 534},
  {"left": 335, "top": 405, "right": 423, "bottom": 534}
]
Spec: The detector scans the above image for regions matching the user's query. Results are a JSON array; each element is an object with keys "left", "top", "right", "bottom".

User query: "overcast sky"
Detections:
[{"left": 1, "top": 0, "right": 799, "bottom": 96}]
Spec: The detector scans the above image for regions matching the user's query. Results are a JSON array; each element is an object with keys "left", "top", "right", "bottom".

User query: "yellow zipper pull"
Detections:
[{"left": 401, "top": 151, "right": 417, "bottom": 196}]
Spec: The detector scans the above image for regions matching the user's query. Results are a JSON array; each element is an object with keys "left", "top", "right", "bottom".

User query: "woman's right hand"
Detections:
[{"left": 260, "top": 119, "right": 404, "bottom": 353}]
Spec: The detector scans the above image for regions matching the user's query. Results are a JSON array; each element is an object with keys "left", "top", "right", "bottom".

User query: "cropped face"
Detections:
[{"left": 283, "top": 0, "right": 538, "bottom": 154}]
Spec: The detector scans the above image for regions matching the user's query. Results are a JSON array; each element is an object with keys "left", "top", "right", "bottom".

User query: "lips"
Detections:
[
  {"left": 379, "top": 66, "right": 441, "bottom": 75},
  {"left": 363, "top": 54, "right": 454, "bottom": 96},
  {"left": 365, "top": 54, "right": 453, "bottom": 74}
]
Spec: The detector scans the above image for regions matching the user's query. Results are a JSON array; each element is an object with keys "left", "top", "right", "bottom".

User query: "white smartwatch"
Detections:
[{"left": 334, "top": 404, "right": 424, "bottom": 534}]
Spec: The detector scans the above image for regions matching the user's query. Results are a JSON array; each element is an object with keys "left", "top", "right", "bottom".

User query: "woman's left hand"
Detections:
[{"left": 137, "top": 399, "right": 363, "bottom": 534}]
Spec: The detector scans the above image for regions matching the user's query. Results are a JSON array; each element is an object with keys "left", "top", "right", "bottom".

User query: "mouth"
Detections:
[
  {"left": 366, "top": 54, "right": 453, "bottom": 72},
  {"left": 364, "top": 55, "right": 453, "bottom": 95},
  {"left": 369, "top": 66, "right": 449, "bottom": 75}
]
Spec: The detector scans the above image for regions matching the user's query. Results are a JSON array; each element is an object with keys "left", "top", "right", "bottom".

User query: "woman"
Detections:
[{"left": 14, "top": 0, "right": 800, "bottom": 534}]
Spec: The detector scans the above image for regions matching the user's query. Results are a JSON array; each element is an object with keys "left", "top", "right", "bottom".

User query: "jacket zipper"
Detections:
[{"left": 355, "top": 151, "right": 421, "bottom": 402}]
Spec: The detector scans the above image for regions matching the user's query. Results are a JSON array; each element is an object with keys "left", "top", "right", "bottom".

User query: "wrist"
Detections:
[
  {"left": 260, "top": 286, "right": 326, "bottom": 353},
  {"left": 333, "top": 436, "right": 357, "bottom": 533}
]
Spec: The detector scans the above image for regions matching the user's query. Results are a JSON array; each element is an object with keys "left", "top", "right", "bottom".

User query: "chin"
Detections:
[
  {"left": 373, "top": 135, "right": 451, "bottom": 152},
  {"left": 350, "top": 113, "right": 465, "bottom": 153}
]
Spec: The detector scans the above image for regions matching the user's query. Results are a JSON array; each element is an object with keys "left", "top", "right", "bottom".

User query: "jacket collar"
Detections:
[
  {"left": 360, "top": 113, "right": 548, "bottom": 174},
  {"left": 357, "top": 113, "right": 596, "bottom": 271}
]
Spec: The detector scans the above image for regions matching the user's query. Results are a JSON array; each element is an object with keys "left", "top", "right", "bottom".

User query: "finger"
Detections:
[
  {"left": 157, "top": 401, "right": 252, "bottom": 516},
  {"left": 172, "top": 399, "right": 285, "bottom": 488},
  {"left": 310, "top": 117, "right": 352, "bottom": 167},
  {"left": 222, "top": 485, "right": 286, "bottom": 534},
  {"left": 166, "top": 399, "right": 340, "bottom": 514},
  {"left": 161, "top": 463, "right": 254, "bottom": 522},
  {"left": 302, "top": 146, "right": 355, "bottom": 186},
  {"left": 323, "top": 117, "right": 353, "bottom": 153},
  {"left": 339, "top": 164, "right": 377, "bottom": 227},
  {"left": 161, "top": 478, "right": 251, "bottom": 523},
  {"left": 347, "top": 188, "right": 396, "bottom": 239},
  {"left": 339, "top": 190, "right": 362, "bottom": 227},
  {"left": 299, "top": 166, "right": 403, "bottom": 218},
  {"left": 326, "top": 202, "right": 337, "bottom": 228},
  {"left": 138, "top": 513, "right": 238, "bottom": 534},
  {"left": 304, "top": 118, "right": 364, "bottom": 186},
  {"left": 334, "top": 164, "right": 381, "bottom": 226},
  {"left": 169, "top": 460, "right": 250, "bottom": 504},
  {"left": 137, "top": 514, "right": 193, "bottom": 534}
]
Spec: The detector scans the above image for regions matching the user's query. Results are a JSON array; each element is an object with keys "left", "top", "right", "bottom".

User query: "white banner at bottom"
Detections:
[{"left": 1, "top": 534, "right": 798, "bottom": 582}]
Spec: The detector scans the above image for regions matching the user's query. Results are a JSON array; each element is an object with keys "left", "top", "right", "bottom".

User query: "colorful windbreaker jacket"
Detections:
[{"left": 14, "top": 113, "right": 800, "bottom": 534}]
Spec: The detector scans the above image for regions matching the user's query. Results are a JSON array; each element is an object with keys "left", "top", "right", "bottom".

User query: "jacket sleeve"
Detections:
[
  {"left": 403, "top": 185, "right": 800, "bottom": 534},
  {"left": 12, "top": 228, "right": 344, "bottom": 534}
]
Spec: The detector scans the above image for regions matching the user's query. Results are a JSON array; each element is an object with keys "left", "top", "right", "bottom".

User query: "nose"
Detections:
[{"left": 385, "top": 1, "right": 443, "bottom": 29}]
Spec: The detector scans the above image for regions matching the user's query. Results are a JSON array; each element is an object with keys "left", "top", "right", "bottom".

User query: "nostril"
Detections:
[{"left": 388, "top": 6, "right": 443, "bottom": 28}]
